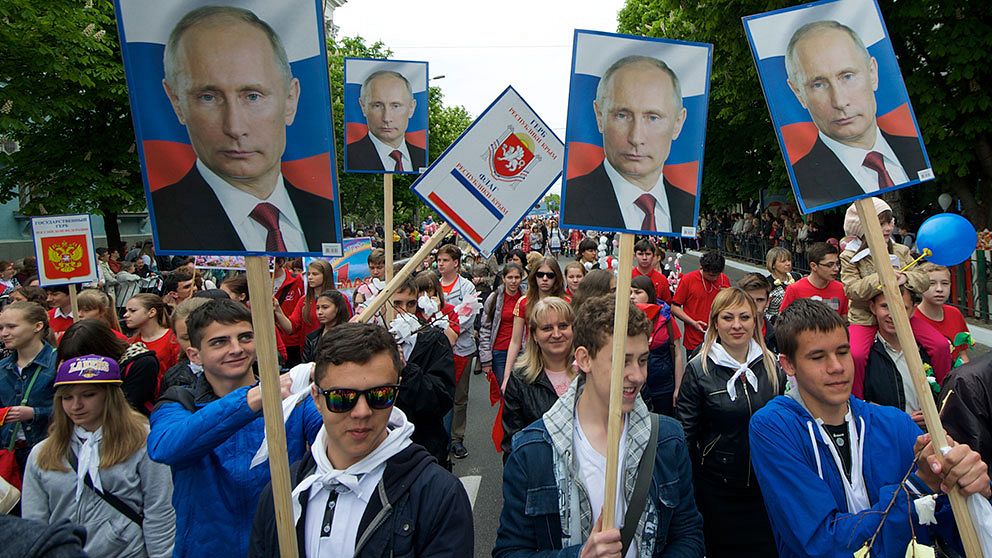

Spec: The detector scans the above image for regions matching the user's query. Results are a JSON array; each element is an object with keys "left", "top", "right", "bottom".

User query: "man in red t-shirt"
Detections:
[
  {"left": 916, "top": 263, "right": 971, "bottom": 363},
  {"left": 44, "top": 285, "right": 75, "bottom": 343},
  {"left": 780, "top": 242, "right": 849, "bottom": 318},
  {"left": 672, "top": 251, "right": 730, "bottom": 354},
  {"left": 632, "top": 239, "right": 672, "bottom": 304}
]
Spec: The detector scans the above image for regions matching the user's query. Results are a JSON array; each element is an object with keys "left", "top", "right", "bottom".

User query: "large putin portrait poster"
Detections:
[
  {"left": 743, "top": 0, "right": 933, "bottom": 214},
  {"left": 560, "top": 30, "right": 712, "bottom": 238},
  {"left": 114, "top": 0, "right": 342, "bottom": 257},
  {"left": 343, "top": 58, "right": 429, "bottom": 175}
]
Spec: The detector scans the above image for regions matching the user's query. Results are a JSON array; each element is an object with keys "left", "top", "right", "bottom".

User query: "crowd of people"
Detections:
[{"left": 0, "top": 195, "right": 990, "bottom": 557}]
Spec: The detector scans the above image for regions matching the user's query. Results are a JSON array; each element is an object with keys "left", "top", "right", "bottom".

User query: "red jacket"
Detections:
[{"left": 274, "top": 271, "right": 305, "bottom": 347}]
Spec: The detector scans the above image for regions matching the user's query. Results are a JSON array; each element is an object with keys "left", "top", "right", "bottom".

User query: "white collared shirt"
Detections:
[
  {"left": 53, "top": 307, "right": 74, "bottom": 320},
  {"left": 368, "top": 133, "right": 413, "bottom": 172},
  {"left": 303, "top": 463, "right": 387, "bottom": 558},
  {"left": 877, "top": 333, "right": 920, "bottom": 412},
  {"left": 196, "top": 160, "right": 307, "bottom": 252},
  {"left": 819, "top": 130, "right": 910, "bottom": 193},
  {"left": 603, "top": 158, "right": 673, "bottom": 233}
]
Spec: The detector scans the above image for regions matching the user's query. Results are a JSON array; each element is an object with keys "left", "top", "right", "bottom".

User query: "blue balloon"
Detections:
[{"left": 916, "top": 213, "right": 977, "bottom": 266}]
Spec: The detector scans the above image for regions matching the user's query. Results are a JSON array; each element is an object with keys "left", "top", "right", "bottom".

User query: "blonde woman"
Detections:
[
  {"left": 22, "top": 355, "right": 174, "bottom": 557},
  {"left": 764, "top": 246, "right": 800, "bottom": 321},
  {"left": 676, "top": 287, "right": 784, "bottom": 558},
  {"left": 501, "top": 297, "right": 575, "bottom": 457}
]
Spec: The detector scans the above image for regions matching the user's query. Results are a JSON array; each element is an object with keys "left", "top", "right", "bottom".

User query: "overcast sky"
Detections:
[{"left": 333, "top": 0, "right": 628, "bottom": 194}]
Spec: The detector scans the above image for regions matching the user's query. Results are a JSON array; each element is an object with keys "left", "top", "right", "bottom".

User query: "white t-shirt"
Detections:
[{"left": 573, "top": 415, "right": 636, "bottom": 557}]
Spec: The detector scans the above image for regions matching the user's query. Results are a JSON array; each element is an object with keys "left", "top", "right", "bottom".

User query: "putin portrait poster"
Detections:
[
  {"left": 113, "top": 0, "right": 343, "bottom": 257},
  {"left": 743, "top": 0, "right": 933, "bottom": 214},
  {"left": 560, "top": 30, "right": 712, "bottom": 238},
  {"left": 343, "top": 58, "right": 429, "bottom": 174}
]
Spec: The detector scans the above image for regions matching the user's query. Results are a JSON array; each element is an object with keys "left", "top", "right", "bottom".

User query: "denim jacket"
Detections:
[
  {"left": 0, "top": 344, "right": 58, "bottom": 448},
  {"left": 494, "top": 377, "right": 704, "bottom": 557}
]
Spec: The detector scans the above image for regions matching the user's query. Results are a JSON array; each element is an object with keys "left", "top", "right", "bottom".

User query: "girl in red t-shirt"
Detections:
[
  {"left": 274, "top": 259, "right": 335, "bottom": 340},
  {"left": 124, "top": 293, "right": 179, "bottom": 378},
  {"left": 917, "top": 263, "right": 971, "bottom": 364},
  {"left": 76, "top": 289, "right": 129, "bottom": 342},
  {"left": 631, "top": 275, "right": 683, "bottom": 416},
  {"left": 502, "top": 257, "right": 566, "bottom": 391},
  {"left": 562, "top": 261, "right": 586, "bottom": 299}
]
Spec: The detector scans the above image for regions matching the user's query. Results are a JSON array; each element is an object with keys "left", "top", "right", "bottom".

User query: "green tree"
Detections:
[
  {"left": 543, "top": 192, "right": 560, "bottom": 212},
  {"left": 0, "top": 1, "right": 142, "bottom": 248},
  {"left": 617, "top": 0, "right": 992, "bottom": 228},
  {"left": 327, "top": 36, "right": 473, "bottom": 229}
]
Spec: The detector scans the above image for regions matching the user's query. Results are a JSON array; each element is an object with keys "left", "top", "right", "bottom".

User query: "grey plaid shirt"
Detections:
[{"left": 542, "top": 376, "right": 660, "bottom": 556}]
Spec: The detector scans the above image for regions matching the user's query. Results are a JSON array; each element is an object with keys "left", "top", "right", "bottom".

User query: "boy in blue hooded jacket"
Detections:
[{"left": 750, "top": 299, "right": 990, "bottom": 558}]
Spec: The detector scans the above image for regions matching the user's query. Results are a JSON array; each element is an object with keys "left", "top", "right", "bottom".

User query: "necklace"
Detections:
[{"left": 701, "top": 274, "right": 718, "bottom": 293}]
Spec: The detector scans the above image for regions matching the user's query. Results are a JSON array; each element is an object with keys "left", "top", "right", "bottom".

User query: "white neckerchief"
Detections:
[
  {"left": 814, "top": 410, "right": 870, "bottom": 513},
  {"left": 292, "top": 407, "right": 414, "bottom": 524},
  {"left": 252, "top": 363, "right": 315, "bottom": 468},
  {"left": 71, "top": 426, "right": 103, "bottom": 501},
  {"left": 708, "top": 340, "right": 763, "bottom": 401}
]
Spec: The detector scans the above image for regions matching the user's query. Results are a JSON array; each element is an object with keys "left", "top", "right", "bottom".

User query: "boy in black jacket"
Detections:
[{"left": 250, "top": 322, "right": 471, "bottom": 557}]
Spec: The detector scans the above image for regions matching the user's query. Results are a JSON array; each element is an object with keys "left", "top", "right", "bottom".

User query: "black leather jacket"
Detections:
[
  {"left": 501, "top": 368, "right": 560, "bottom": 457},
  {"left": 863, "top": 337, "right": 931, "bottom": 412},
  {"left": 939, "top": 352, "right": 992, "bottom": 477},
  {"left": 301, "top": 328, "right": 324, "bottom": 364},
  {"left": 675, "top": 352, "right": 784, "bottom": 487}
]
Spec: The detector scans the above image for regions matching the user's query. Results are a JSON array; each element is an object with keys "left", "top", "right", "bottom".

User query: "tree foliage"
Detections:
[
  {"left": 0, "top": 0, "right": 142, "bottom": 247},
  {"left": 617, "top": 0, "right": 992, "bottom": 228},
  {"left": 327, "top": 36, "right": 473, "bottom": 228}
]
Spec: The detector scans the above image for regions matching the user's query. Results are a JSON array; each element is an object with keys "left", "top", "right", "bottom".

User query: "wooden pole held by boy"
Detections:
[
  {"left": 245, "top": 256, "right": 299, "bottom": 558},
  {"left": 384, "top": 174, "right": 395, "bottom": 323},
  {"left": 357, "top": 222, "right": 453, "bottom": 323},
  {"left": 855, "top": 198, "right": 982, "bottom": 556},
  {"left": 602, "top": 233, "right": 635, "bottom": 528}
]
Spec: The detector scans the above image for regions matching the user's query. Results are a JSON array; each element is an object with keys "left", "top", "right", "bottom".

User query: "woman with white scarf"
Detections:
[
  {"left": 676, "top": 287, "right": 784, "bottom": 558},
  {"left": 21, "top": 355, "right": 175, "bottom": 558}
]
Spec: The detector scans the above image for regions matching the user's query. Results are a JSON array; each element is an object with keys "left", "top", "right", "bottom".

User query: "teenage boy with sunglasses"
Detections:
[
  {"left": 250, "top": 322, "right": 472, "bottom": 557},
  {"left": 148, "top": 299, "right": 323, "bottom": 558},
  {"left": 750, "top": 299, "right": 990, "bottom": 557}
]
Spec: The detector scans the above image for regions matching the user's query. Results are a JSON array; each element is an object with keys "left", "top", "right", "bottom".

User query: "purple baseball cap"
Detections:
[{"left": 55, "top": 355, "right": 122, "bottom": 386}]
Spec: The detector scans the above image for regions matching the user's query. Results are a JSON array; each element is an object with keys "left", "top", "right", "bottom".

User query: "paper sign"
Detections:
[
  {"left": 412, "top": 86, "right": 564, "bottom": 258},
  {"left": 31, "top": 214, "right": 98, "bottom": 287}
]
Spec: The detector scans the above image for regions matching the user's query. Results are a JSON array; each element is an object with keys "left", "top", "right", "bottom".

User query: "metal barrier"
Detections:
[{"left": 950, "top": 250, "right": 991, "bottom": 324}]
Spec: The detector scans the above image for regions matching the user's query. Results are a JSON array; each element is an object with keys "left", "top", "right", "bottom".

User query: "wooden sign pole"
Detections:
[
  {"left": 356, "top": 222, "right": 452, "bottom": 323},
  {"left": 245, "top": 256, "right": 299, "bottom": 558},
  {"left": 855, "top": 199, "right": 982, "bottom": 556},
  {"left": 602, "top": 233, "right": 635, "bottom": 528},
  {"left": 68, "top": 284, "right": 80, "bottom": 323},
  {"left": 384, "top": 175, "right": 395, "bottom": 323}
]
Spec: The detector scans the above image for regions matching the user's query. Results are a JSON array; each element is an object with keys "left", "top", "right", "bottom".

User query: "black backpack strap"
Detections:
[
  {"left": 620, "top": 414, "right": 660, "bottom": 554},
  {"left": 67, "top": 450, "right": 144, "bottom": 525}
]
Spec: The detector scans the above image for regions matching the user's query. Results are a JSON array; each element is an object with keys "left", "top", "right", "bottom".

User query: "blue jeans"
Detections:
[{"left": 491, "top": 349, "right": 508, "bottom": 386}]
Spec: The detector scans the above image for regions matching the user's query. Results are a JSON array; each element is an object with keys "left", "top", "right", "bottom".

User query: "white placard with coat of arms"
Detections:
[
  {"left": 411, "top": 86, "right": 564, "bottom": 257},
  {"left": 30, "top": 214, "right": 99, "bottom": 287}
]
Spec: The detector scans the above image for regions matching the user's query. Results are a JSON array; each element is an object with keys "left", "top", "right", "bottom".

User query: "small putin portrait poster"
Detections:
[
  {"left": 560, "top": 29, "right": 712, "bottom": 238},
  {"left": 343, "top": 58, "right": 429, "bottom": 175},
  {"left": 743, "top": 0, "right": 933, "bottom": 213},
  {"left": 114, "top": 0, "right": 342, "bottom": 256}
]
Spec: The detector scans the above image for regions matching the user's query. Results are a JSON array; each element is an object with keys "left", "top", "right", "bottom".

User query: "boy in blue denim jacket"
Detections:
[{"left": 495, "top": 295, "right": 704, "bottom": 557}]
